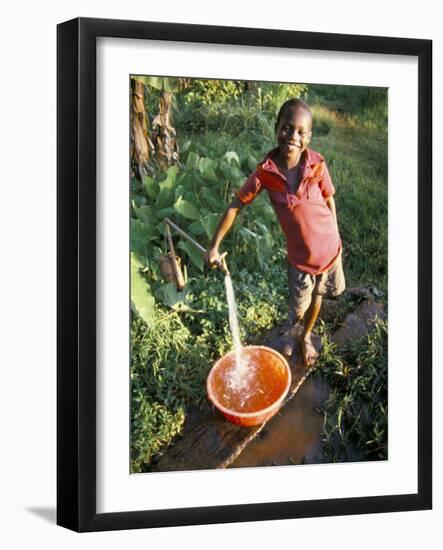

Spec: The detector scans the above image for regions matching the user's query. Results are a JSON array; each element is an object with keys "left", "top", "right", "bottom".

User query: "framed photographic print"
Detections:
[{"left": 57, "top": 17, "right": 432, "bottom": 532}]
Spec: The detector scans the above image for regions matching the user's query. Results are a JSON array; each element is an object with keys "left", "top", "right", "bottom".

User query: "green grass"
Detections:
[
  {"left": 130, "top": 86, "right": 388, "bottom": 471},
  {"left": 314, "top": 317, "right": 388, "bottom": 462},
  {"left": 310, "top": 114, "right": 388, "bottom": 289}
]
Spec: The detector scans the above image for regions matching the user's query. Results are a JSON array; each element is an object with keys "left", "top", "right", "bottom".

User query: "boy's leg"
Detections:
[
  {"left": 299, "top": 251, "right": 347, "bottom": 365},
  {"left": 282, "top": 263, "right": 314, "bottom": 359},
  {"left": 299, "top": 279, "right": 323, "bottom": 366},
  {"left": 288, "top": 253, "right": 345, "bottom": 365}
]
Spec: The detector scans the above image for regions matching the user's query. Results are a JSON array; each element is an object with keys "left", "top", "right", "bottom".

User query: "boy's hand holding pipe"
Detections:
[
  {"left": 203, "top": 247, "right": 222, "bottom": 269},
  {"left": 203, "top": 248, "right": 229, "bottom": 275}
]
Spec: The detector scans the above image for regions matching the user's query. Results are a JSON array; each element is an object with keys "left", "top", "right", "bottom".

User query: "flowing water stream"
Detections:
[
  {"left": 223, "top": 274, "right": 254, "bottom": 394},
  {"left": 221, "top": 274, "right": 289, "bottom": 413}
]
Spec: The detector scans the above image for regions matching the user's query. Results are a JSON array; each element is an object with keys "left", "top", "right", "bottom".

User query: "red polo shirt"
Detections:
[{"left": 236, "top": 147, "right": 341, "bottom": 275}]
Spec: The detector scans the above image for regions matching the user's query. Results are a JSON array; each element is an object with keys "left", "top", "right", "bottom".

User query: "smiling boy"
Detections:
[{"left": 204, "top": 98, "right": 345, "bottom": 366}]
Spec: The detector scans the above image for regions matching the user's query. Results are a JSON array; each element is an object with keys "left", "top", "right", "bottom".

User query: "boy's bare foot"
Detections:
[{"left": 298, "top": 335, "right": 318, "bottom": 367}]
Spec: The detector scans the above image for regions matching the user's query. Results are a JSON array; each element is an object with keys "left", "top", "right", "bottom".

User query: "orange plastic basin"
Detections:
[{"left": 207, "top": 345, "right": 291, "bottom": 426}]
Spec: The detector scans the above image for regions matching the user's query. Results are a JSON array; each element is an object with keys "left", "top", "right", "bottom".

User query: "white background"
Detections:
[{"left": 0, "top": 0, "right": 441, "bottom": 548}]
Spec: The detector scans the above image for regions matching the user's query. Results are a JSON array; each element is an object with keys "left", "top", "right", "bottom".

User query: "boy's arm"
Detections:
[
  {"left": 325, "top": 196, "right": 339, "bottom": 232},
  {"left": 204, "top": 197, "right": 245, "bottom": 268},
  {"left": 204, "top": 169, "right": 262, "bottom": 268}
]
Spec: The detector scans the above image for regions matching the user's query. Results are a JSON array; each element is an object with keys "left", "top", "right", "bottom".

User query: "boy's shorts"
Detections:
[{"left": 287, "top": 252, "right": 346, "bottom": 323}]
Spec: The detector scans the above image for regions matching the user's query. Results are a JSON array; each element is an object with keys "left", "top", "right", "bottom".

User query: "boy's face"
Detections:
[{"left": 276, "top": 107, "right": 312, "bottom": 162}]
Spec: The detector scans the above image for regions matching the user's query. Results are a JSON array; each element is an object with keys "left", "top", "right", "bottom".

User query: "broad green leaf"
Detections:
[
  {"left": 132, "top": 203, "right": 155, "bottom": 224},
  {"left": 154, "top": 283, "right": 202, "bottom": 313},
  {"left": 156, "top": 187, "right": 174, "bottom": 210},
  {"left": 239, "top": 227, "right": 258, "bottom": 241},
  {"left": 198, "top": 157, "right": 218, "bottom": 182},
  {"left": 131, "top": 254, "right": 155, "bottom": 327},
  {"left": 206, "top": 195, "right": 225, "bottom": 213},
  {"left": 193, "top": 171, "right": 208, "bottom": 188},
  {"left": 220, "top": 161, "right": 234, "bottom": 182},
  {"left": 188, "top": 220, "right": 206, "bottom": 236},
  {"left": 132, "top": 194, "right": 147, "bottom": 208},
  {"left": 263, "top": 231, "right": 274, "bottom": 247},
  {"left": 220, "top": 161, "right": 243, "bottom": 184},
  {"left": 155, "top": 282, "right": 186, "bottom": 308},
  {"left": 156, "top": 207, "right": 175, "bottom": 220},
  {"left": 254, "top": 221, "right": 266, "bottom": 233},
  {"left": 201, "top": 186, "right": 223, "bottom": 211},
  {"left": 201, "top": 213, "right": 221, "bottom": 240},
  {"left": 201, "top": 186, "right": 219, "bottom": 202},
  {"left": 177, "top": 240, "right": 204, "bottom": 271},
  {"left": 131, "top": 241, "right": 154, "bottom": 260},
  {"left": 156, "top": 221, "right": 167, "bottom": 235},
  {"left": 180, "top": 140, "right": 191, "bottom": 154},
  {"left": 130, "top": 177, "right": 140, "bottom": 192},
  {"left": 142, "top": 175, "right": 159, "bottom": 200},
  {"left": 222, "top": 151, "right": 240, "bottom": 166},
  {"left": 183, "top": 191, "right": 198, "bottom": 204},
  {"left": 174, "top": 185, "right": 186, "bottom": 201},
  {"left": 158, "top": 165, "right": 179, "bottom": 190},
  {"left": 131, "top": 220, "right": 157, "bottom": 250},
  {"left": 175, "top": 172, "right": 188, "bottom": 186},
  {"left": 255, "top": 233, "right": 273, "bottom": 270},
  {"left": 173, "top": 196, "right": 200, "bottom": 220},
  {"left": 185, "top": 151, "right": 199, "bottom": 171},
  {"left": 175, "top": 172, "right": 197, "bottom": 195}
]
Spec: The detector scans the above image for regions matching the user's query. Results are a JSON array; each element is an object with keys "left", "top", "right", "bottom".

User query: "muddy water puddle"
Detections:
[{"left": 229, "top": 377, "right": 327, "bottom": 468}]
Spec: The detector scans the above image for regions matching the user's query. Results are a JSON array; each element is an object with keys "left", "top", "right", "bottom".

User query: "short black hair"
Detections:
[{"left": 275, "top": 98, "right": 312, "bottom": 130}]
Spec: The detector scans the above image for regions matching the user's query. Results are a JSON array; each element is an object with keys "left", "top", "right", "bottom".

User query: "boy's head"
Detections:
[{"left": 275, "top": 98, "right": 312, "bottom": 161}]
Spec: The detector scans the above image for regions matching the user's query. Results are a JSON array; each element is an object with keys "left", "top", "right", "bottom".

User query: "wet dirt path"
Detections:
[{"left": 229, "top": 377, "right": 326, "bottom": 468}]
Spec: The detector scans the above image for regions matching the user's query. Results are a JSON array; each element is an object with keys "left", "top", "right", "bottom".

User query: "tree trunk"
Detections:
[
  {"left": 152, "top": 91, "right": 180, "bottom": 169},
  {"left": 130, "top": 79, "right": 153, "bottom": 175}
]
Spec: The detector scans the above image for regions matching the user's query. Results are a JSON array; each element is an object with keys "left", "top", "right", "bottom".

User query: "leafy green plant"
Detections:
[
  {"left": 313, "top": 317, "right": 388, "bottom": 462},
  {"left": 130, "top": 139, "right": 283, "bottom": 318},
  {"left": 131, "top": 253, "right": 155, "bottom": 327}
]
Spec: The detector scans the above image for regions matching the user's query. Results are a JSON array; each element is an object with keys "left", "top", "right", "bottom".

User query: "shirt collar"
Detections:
[{"left": 260, "top": 147, "right": 314, "bottom": 179}]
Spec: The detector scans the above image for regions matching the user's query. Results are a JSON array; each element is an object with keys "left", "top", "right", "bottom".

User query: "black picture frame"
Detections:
[{"left": 57, "top": 17, "right": 432, "bottom": 532}]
